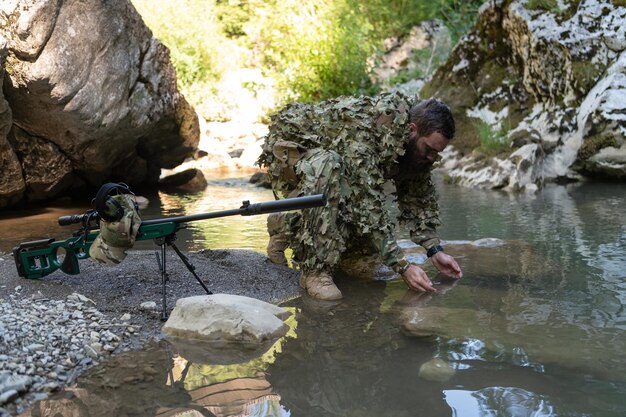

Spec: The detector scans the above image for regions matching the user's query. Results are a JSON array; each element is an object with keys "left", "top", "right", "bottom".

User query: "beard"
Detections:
[{"left": 397, "top": 138, "right": 433, "bottom": 179}]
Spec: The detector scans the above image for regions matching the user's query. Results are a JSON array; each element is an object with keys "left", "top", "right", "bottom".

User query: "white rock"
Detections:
[
  {"left": 67, "top": 293, "right": 95, "bottom": 305},
  {"left": 140, "top": 301, "right": 157, "bottom": 311},
  {"left": 163, "top": 294, "right": 291, "bottom": 345}
]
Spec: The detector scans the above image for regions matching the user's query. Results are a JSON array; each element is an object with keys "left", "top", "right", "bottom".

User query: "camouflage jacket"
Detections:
[{"left": 258, "top": 92, "right": 441, "bottom": 273}]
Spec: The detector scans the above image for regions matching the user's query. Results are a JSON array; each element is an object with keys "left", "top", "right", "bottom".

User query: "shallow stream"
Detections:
[{"left": 3, "top": 177, "right": 625, "bottom": 416}]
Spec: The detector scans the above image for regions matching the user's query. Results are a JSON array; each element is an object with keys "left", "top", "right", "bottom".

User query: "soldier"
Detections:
[{"left": 258, "top": 92, "right": 462, "bottom": 300}]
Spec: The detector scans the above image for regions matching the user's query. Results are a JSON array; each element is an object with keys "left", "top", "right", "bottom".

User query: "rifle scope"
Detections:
[{"left": 58, "top": 211, "right": 99, "bottom": 226}]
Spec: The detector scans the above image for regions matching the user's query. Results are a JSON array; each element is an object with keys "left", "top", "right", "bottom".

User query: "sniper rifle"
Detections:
[{"left": 13, "top": 193, "right": 326, "bottom": 319}]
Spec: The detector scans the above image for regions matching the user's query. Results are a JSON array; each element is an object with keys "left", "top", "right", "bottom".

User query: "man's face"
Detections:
[{"left": 407, "top": 123, "right": 450, "bottom": 166}]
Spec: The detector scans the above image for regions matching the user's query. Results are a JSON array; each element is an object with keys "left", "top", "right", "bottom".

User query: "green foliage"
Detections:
[
  {"left": 525, "top": 0, "right": 560, "bottom": 12},
  {"left": 245, "top": 0, "right": 377, "bottom": 103},
  {"left": 474, "top": 119, "right": 512, "bottom": 154},
  {"left": 131, "top": 0, "right": 241, "bottom": 107},
  {"left": 214, "top": 0, "right": 256, "bottom": 38},
  {"left": 247, "top": 0, "right": 483, "bottom": 103},
  {"left": 131, "top": 0, "right": 485, "bottom": 111},
  {"left": 439, "top": 0, "right": 483, "bottom": 43}
]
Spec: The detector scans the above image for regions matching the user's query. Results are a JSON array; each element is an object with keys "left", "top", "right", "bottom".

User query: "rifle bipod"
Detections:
[{"left": 154, "top": 234, "right": 211, "bottom": 321}]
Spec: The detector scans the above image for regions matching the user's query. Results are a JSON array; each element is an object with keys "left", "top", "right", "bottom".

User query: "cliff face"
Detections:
[
  {"left": 0, "top": 0, "right": 199, "bottom": 207},
  {"left": 422, "top": 0, "right": 626, "bottom": 191}
]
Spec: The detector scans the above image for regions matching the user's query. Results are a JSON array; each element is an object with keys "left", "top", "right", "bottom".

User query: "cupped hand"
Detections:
[
  {"left": 430, "top": 251, "right": 463, "bottom": 279},
  {"left": 401, "top": 264, "right": 436, "bottom": 292}
]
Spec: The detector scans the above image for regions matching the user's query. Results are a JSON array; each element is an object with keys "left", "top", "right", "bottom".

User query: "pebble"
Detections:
[
  {"left": 0, "top": 390, "right": 18, "bottom": 405},
  {"left": 0, "top": 293, "right": 128, "bottom": 415},
  {"left": 140, "top": 301, "right": 157, "bottom": 311},
  {"left": 418, "top": 357, "right": 456, "bottom": 382}
]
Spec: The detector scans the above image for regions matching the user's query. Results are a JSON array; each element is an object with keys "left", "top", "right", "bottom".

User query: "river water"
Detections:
[{"left": 4, "top": 176, "right": 626, "bottom": 416}]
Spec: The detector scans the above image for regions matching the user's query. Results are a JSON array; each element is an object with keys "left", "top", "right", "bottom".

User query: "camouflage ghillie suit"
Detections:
[{"left": 257, "top": 92, "right": 441, "bottom": 274}]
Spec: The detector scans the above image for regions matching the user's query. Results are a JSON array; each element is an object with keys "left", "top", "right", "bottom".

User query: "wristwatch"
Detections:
[{"left": 426, "top": 245, "right": 444, "bottom": 258}]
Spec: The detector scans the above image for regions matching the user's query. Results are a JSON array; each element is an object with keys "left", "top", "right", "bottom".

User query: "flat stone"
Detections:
[
  {"left": 0, "top": 389, "right": 18, "bottom": 405},
  {"left": 419, "top": 357, "right": 456, "bottom": 382},
  {"left": 163, "top": 294, "right": 290, "bottom": 345},
  {"left": 0, "top": 374, "right": 32, "bottom": 394},
  {"left": 140, "top": 301, "right": 157, "bottom": 311}
]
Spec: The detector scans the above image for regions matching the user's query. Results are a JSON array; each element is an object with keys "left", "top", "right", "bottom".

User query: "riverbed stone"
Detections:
[
  {"left": 418, "top": 357, "right": 456, "bottom": 382},
  {"left": 163, "top": 294, "right": 291, "bottom": 344},
  {"left": 0, "top": 390, "right": 18, "bottom": 406},
  {"left": 0, "top": 374, "right": 32, "bottom": 394},
  {"left": 158, "top": 168, "right": 208, "bottom": 192},
  {"left": 139, "top": 301, "right": 157, "bottom": 311}
]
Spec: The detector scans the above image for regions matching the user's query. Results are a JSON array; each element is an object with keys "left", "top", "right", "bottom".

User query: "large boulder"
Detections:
[
  {"left": 422, "top": 0, "right": 626, "bottom": 190},
  {"left": 0, "top": 0, "right": 199, "bottom": 206},
  {"left": 0, "top": 35, "right": 24, "bottom": 208}
]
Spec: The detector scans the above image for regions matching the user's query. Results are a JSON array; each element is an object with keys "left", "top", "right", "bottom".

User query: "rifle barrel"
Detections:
[{"left": 140, "top": 194, "right": 326, "bottom": 226}]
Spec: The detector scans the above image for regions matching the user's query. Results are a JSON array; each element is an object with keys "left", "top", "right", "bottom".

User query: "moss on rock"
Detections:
[
  {"left": 571, "top": 61, "right": 604, "bottom": 98},
  {"left": 577, "top": 133, "right": 618, "bottom": 162},
  {"left": 525, "top": 0, "right": 559, "bottom": 12}
]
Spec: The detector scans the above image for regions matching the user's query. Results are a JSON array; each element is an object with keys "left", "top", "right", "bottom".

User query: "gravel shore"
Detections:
[{"left": 0, "top": 249, "right": 300, "bottom": 416}]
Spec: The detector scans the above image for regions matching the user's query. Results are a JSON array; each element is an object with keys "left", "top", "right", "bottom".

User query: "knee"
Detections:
[{"left": 267, "top": 212, "right": 286, "bottom": 236}]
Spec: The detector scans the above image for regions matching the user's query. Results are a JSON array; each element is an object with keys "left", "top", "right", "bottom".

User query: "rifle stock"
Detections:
[{"left": 13, "top": 194, "right": 326, "bottom": 279}]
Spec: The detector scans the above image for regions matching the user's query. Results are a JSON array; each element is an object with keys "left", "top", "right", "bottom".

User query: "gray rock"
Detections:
[
  {"left": 425, "top": 0, "right": 626, "bottom": 188},
  {"left": 249, "top": 171, "right": 272, "bottom": 189},
  {"left": 0, "top": 0, "right": 199, "bottom": 207},
  {"left": 158, "top": 168, "right": 208, "bottom": 192},
  {"left": 0, "top": 390, "right": 18, "bottom": 406},
  {"left": 0, "top": 38, "right": 24, "bottom": 209},
  {"left": 0, "top": 374, "right": 32, "bottom": 394},
  {"left": 67, "top": 293, "right": 95, "bottom": 305},
  {"left": 139, "top": 301, "right": 157, "bottom": 311},
  {"left": 163, "top": 294, "right": 291, "bottom": 344},
  {"left": 418, "top": 357, "right": 456, "bottom": 382}
]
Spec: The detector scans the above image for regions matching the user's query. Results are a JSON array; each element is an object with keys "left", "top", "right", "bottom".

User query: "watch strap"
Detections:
[{"left": 426, "top": 245, "right": 444, "bottom": 258}]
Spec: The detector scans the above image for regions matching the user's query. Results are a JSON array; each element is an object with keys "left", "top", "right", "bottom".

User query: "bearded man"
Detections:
[{"left": 258, "top": 92, "right": 462, "bottom": 300}]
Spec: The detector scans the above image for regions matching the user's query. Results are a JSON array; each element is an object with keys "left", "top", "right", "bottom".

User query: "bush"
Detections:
[
  {"left": 474, "top": 119, "right": 512, "bottom": 154},
  {"left": 131, "top": 0, "right": 485, "bottom": 112},
  {"left": 131, "top": 0, "right": 242, "bottom": 105}
]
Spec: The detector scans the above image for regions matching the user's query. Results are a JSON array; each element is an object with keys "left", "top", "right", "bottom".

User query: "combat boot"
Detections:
[{"left": 300, "top": 270, "right": 342, "bottom": 300}]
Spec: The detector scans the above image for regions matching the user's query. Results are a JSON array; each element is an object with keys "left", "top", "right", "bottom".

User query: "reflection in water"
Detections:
[
  {"left": 153, "top": 181, "right": 274, "bottom": 254},
  {"left": 10, "top": 178, "right": 626, "bottom": 416},
  {"left": 20, "top": 275, "right": 626, "bottom": 417},
  {"left": 22, "top": 309, "right": 298, "bottom": 417},
  {"left": 155, "top": 313, "right": 298, "bottom": 417},
  {"left": 444, "top": 387, "right": 556, "bottom": 417}
]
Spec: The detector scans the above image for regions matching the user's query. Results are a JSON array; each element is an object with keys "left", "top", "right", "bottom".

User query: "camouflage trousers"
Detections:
[{"left": 267, "top": 148, "right": 380, "bottom": 273}]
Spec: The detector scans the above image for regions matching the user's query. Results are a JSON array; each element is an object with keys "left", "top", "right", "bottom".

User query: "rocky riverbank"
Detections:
[{"left": 0, "top": 249, "right": 301, "bottom": 416}]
